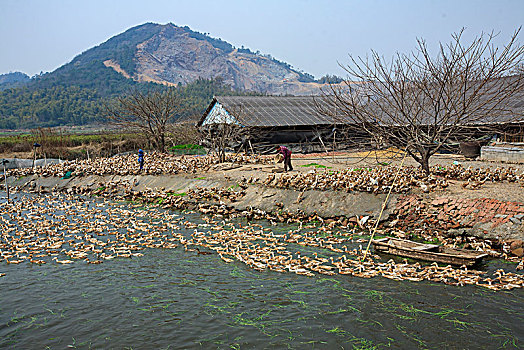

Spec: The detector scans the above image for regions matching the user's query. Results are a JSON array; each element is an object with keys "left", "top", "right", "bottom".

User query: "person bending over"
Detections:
[{"left": 276, "top": 145, "right": 293, "bottom": 172}]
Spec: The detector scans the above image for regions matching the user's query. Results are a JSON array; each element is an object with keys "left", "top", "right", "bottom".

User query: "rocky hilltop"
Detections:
[{"left": 99, "top": 23, "right": 331, "bottom": 95}]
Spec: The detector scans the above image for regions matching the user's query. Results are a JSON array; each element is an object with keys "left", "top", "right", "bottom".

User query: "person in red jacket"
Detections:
[{"left": 276, "top": 145, "right": 293, "bottom": 172}]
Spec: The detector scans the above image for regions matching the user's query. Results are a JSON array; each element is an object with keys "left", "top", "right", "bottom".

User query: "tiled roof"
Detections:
[{"left": 198, "top": 96, "right": 343, "bottom": 127}]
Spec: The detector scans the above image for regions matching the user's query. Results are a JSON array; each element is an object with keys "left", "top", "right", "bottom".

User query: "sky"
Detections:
[{"left": 0, "top": 0, "right": 523, "bottom": 78}]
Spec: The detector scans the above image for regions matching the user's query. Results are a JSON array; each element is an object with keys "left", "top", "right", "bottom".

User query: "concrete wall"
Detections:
[
  {"left": 480, "top": 145, "right": 524, "bottom": 163},
  {"left": 6, "top": 173, "right": 397, "bottom": 221}
]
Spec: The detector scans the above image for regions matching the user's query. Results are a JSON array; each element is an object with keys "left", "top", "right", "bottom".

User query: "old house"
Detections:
[{"left": 197, "top": 95, "right": 354, "bottom": 153}]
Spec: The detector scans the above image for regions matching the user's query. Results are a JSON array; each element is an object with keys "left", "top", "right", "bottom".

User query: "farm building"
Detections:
[
  {"left": 197, "top": 95, "right": 356, "bottom": 153},
  {"left": 198, "top": 88, "right": 524, "bottom": 160}
]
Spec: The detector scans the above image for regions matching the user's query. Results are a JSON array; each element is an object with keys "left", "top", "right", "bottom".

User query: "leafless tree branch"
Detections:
[
  {"left": 105, "top": 88, "right": 188, "bottom": 152},
  {"left": 318, "top": 28, "right": 524, "bottom": 172}
]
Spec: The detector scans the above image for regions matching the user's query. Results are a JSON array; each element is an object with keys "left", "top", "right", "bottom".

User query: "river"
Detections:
[{"left": 0, "top": 192, "right": 522, "bottom": 349}]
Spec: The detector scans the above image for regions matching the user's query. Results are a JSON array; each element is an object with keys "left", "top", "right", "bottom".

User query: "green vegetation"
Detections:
[
  {"left": 170, "top": 192, "right": 187, "bottom": 197},
  {"left": 0, "top": 77, "right": 254, "bottom": 130},
  {"left": 169, "top": 143, "right": 206, "bottom": 155},
  {"left": 299, "top": 163, "right": 332, "bottom": 169},
  {"left": 170, "top": 144, "right": 203, "bottom": 150},
  {"left": 316, "top": 74, "right": 344, "bottom": 84},
  {"left": 0, "top": 86, "right": 103, "bottom": 129}
]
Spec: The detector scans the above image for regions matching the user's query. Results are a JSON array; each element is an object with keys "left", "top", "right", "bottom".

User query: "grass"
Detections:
[
  {"left": 169, "top": 144, "right": 204, "bottom": 150},
  {"left": 169, "top": 144, "right": 206, "bottom": 155},
  {"left": 0, "top": 130, "right": 146, "bottom": 159},
  {"left": 0, "top": 129, "right": 201, "bottom": 159},
  {"left": 170, "top": 192, "right": 187, "bottom": 197},
  {"left": 299, "top": 163, "right": 332, "bottom": 169},
  {"left": 423, "top": 237, "right": 441, "bottom": 245},
  {"left": 0, "top": 132, "right": 139, "bottom": 146}
]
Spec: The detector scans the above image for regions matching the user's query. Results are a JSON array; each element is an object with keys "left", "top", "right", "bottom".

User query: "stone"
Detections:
[
  {"left": 509, "top": 239, "right": 523, "bottom": 251},
  {"left": 511, "top": 247, "right": 523, "bottom": 257}
]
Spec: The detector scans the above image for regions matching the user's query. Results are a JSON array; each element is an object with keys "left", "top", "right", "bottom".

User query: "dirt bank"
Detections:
[
  {"left": 7, "top": 157, "right": 523, "bottom": 243},
  {"left": 7, "top": 172, "right": 398, "bottom": 223}
]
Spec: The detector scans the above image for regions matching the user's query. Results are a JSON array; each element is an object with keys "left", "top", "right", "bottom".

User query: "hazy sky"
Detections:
[{"left": 1, "top": 0, "right": 522, "bottom": 78}]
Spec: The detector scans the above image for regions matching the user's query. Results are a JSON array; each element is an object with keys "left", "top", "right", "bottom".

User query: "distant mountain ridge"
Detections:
[
  {"left": 0, "top": 72, "right": 30, "bottom": 90},
  {"left": 3, "top": 22, "right": 339, "bottom": 96},
  {"left": 39, "top": 22, "right": 331, "bottom": 95},
  {"left": 0, "top": 22, "right": 342, "bottom": 129}
]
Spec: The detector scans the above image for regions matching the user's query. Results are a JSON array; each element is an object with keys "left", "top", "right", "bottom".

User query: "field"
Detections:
[{"left": 0, "top": 124, "right": 201, "bottom": 159}]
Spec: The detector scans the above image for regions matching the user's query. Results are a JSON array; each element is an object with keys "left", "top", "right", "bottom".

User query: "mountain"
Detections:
[
  {"left": 118, "top": 23, "right": 326, "bottom": 95},
  {"left": 0, "top": 22, "right": 340, "bottom": 129},
  {"left": 33, "top": 22, "right": 330, "bottom": 95},
  {"left": 0, "top": 72, "right": 30, "bottom": 90}
]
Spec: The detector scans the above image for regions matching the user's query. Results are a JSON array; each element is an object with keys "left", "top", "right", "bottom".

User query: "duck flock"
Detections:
[
  {"left": 256, "top": 164, "right": 523, "bottom": 194},
  {"left": 7, "top": 152, "right": 522, "bottom": 195},
  {"left": 1, "top": 153, "right": 523, "bottom": 290},
  {"left": 8, "top": 152, "right": 272, "bottom": 178},
  {"left": 0, "top": 190, "right": 523, "bottom": 291}
]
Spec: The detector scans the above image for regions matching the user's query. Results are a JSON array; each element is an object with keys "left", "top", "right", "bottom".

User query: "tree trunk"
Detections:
[
  {"left": 420, "top": 154, "right": 430, "bottom": 174},
  {"left": 160, "top": 133, "right": 165, "bottom": 153}
]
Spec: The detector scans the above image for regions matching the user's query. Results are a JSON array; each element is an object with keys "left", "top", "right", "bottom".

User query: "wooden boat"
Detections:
[{"left": 372, "top": 237, "right": 488, "bottom": 266}]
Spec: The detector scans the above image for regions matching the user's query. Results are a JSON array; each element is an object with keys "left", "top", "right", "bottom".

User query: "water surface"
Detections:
[{"left": 0, "top": 193, "right": 522, "bottom": 349}]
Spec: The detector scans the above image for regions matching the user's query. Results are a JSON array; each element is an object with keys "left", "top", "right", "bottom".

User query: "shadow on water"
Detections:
[{"left": 0, "top": 192, "right": 522, "bottom": 349}]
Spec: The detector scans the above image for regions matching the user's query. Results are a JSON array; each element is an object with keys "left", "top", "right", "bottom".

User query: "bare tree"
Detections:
[
  {"left": 319, "top": 28, "right": 524, "bottom": 172},
  {"left": 106, "top": 88, "right": 187, "bottom": 152}
]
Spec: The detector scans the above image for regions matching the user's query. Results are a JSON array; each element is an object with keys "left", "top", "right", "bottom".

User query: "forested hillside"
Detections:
[
  {"left": 0, "top": 78, "right": 255, "bottom": 129},
  {"left": 0, "top": 72, "right": 31, "bottom": 90}
]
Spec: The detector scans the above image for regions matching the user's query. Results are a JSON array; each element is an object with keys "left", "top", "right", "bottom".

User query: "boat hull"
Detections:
[{"left": 372, "top": 237, "right": 488, "bottom": 266}]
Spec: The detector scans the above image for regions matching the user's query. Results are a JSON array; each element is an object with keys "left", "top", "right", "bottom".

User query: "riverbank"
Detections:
[{"left": 5, "top": 152, "right": 523, "bottom": 259}]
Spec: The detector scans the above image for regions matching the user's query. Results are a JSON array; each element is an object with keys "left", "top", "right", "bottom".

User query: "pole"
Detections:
[
  {"left": 2, "top": 161, "right": 9, "bottom": 204},
  {"left": 332, "top": 129, "right": 336, "bottom": 163},
  {"left": 32, "top": 143, "right": 41, "bottom": 171},
  {"left": 361, "top": 149, "right": 408, "bottom": 261}
]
